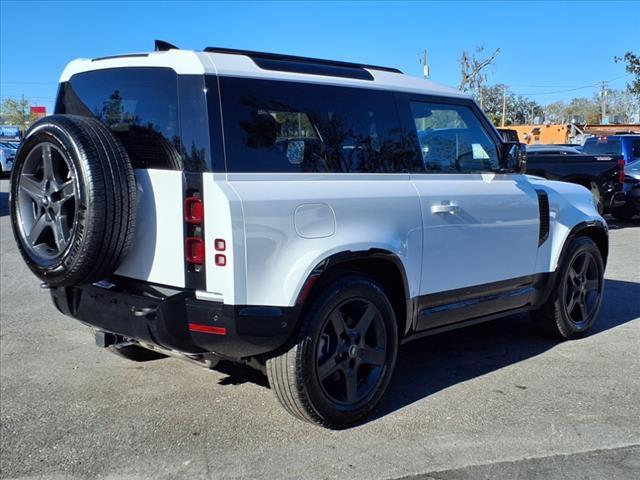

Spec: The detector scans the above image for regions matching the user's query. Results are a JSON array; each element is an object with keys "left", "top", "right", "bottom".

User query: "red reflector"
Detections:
[
  {"left": 184, "top": 197, "right": 204, "bottom": 224},
  {"left": 298, "top": 274, "right": 319, "bottom": 305},
  {"left": 619, "top": 159, "right": 626, "bottom": 183},
  {"left": 215, "top": 254, "right": 227, "bottom": 266},
  {"left": 186, "top": 237, "right": 204, "bottom": 265},
  {"left": 214, "top": 238, "right": 226, "bottom": 251},
  {"left": 188, "top": 323, "right": 227, "bottom": 335}
]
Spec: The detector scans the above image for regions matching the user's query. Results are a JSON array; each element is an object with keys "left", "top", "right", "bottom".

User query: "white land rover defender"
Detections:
[{"left": 10, "top": 42, "right": 607, "bottom": 428}]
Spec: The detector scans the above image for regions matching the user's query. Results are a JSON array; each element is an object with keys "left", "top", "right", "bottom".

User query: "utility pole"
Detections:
[
  {"left": 599, "top": 80, "right": 607, "bottom": 123},
  {"left": 501, "top": 86, "right": 507, "bottom": 127},
  {"left": 421, "top": 49, "right": 430, "bottom": 79}
]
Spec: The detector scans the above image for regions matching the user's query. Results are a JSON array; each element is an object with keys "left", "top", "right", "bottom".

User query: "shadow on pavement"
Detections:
[
  {"left": 605, "top": 216, "right": 640, "bottom": 229},
  {"left": 0, "top": 191, "right": 8, "bottom": 217},
  {"left": 210, "top": 279, "right": 640, "bottom": 425},
  {"left": 369, "top": 278, "right": 640, "bottom": 423}
]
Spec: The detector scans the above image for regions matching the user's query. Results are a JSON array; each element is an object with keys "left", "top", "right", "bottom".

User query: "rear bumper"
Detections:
[{"left": 50, "top": 279, "right": 300, "bottom": 359}]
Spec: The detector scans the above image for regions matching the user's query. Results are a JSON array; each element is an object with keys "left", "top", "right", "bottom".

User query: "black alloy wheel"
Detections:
[
  {"left": 563, "top": 250, "right": 602, "bottom": 326},
  {"left": 267, "top": 274, "right": 398, "bottom": 428},
  {"left": 316, "top": 298, "right": 387, "bottom": 405}
]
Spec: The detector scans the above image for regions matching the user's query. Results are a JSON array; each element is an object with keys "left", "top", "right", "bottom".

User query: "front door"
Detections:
[{"left": 400, "top": 98, "right": 540, "bottom": 330}]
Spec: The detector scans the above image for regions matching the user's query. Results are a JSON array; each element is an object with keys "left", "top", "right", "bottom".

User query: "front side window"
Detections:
[
  {"left": 410, "top": 102, "right": 499, "bottom": 173},
  {"left": 219, "top": 77, "right": 421, "bottom": 173}
]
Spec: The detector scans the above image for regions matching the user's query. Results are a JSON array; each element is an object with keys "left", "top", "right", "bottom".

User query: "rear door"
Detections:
[
  {"left": 56, "top": 67, "right": 212, "bottom": 290},
  {"left": 398, "top": 96, "right": 540, "bottom": 330}
]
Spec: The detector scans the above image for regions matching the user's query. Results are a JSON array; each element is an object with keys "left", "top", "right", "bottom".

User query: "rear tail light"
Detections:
[
  {"left": 215, "top": 254, "right": 227, "bottom": 267},
  {"left": 186, "top": 237, "right": 204, "bottom": 265},
  {"left": 619, "top": 159, "right": 626, "bottom": 184},
  {"left": 214, "top": 238, "right": 226, "bottom": 251},
  {"left": 184, "top": 192, "right": 204, "bottom": 271},
  {"left": 184, "top": 197, "right": 204, "bottom": 224}
]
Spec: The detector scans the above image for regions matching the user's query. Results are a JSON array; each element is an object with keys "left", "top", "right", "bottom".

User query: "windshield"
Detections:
[{"left": 583, "top": 138, "right": 622, "bottom": 155}]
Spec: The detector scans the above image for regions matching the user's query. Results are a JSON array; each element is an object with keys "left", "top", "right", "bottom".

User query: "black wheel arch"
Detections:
[
  {"left": 296, "top": 249, "right": 412, "bottom": 338},
  {"left": 538, "top": 219, "right": 608, "bottom": 308}
]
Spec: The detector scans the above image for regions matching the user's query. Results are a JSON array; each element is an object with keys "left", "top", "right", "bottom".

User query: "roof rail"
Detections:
[{"left": 203, "top": 46, "right": 403, "bottom": 74}]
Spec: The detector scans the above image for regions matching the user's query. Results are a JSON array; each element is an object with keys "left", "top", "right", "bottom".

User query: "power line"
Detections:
[{"left": 512, "top": 74, "right": 630, "bottom": 96}]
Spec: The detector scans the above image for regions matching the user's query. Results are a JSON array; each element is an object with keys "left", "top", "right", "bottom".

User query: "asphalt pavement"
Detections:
[{"left": 1, "top": 178, "right": 639, "bottom": 479}]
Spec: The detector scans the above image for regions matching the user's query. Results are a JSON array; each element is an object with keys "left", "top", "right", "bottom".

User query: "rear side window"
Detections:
[
  {"left": 56, "top": 68, "right": 182, "bottom": 170},
  {"left": 410, "top": 102, "right": 499, "bottom": 173},
  {"left": 218, "top": 77, "right": 421, "bottom": 173},
  {"left": 582, "top": 138, "right": 622, "bottom": 156}
]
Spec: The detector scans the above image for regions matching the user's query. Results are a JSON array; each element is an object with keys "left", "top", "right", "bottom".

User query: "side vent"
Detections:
[{"left": 536, "top": 189, "right": 550, "bottom": 246}]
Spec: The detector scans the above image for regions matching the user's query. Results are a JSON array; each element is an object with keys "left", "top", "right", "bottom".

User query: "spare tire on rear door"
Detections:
[{"left": 10, "top": 114, "right": 137, "bottom": 287}]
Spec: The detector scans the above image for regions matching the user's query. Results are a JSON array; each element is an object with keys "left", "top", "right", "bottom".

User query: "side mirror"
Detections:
[{"left": 500, "top": 142, "right": 527, "bottom": 173}]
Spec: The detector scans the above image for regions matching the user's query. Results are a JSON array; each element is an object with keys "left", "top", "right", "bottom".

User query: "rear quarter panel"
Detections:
[{"left": 224, "top": 173, "right": 422, "bottom": 307}]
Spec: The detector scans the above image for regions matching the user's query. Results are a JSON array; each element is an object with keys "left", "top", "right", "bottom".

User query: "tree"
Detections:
[
  {"left": 0, "top": 97, "right": 36, "bottom": 131},
  {"left": 459, "top": 46, "right": 500, "bottom": 93},
  {"left": 615, "top": 51, "right": 640, "bottom": 99},
  {"left": 602, "top": 88, "right": 640, "bottom": 122},
  {"left": 542, "top": 101, "right": 566, "bottom": 123},
  {"left": 564, "top": 97, "right": 600, "bottom": 124},
  {"left": 474, "top": 84, "right": 542, "bottom": 126}
]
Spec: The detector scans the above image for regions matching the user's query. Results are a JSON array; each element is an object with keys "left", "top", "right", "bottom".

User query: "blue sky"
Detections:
[{"left": 1, "top": 0, "right": 639, "bottom": 113}]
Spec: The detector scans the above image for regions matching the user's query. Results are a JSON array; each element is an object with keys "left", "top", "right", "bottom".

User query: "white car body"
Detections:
[{"left": 51, "top": 47, "right": 607, "bottom": 356}]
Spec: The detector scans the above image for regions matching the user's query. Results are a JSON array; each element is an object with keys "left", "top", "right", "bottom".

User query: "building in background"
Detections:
[{"left": 30, "top": 106, "right": 46, "bottom": 120}]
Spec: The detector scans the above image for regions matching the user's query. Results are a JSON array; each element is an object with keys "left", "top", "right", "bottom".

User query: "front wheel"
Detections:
[
  {"left": 266, "top": 275, "right": 398, "bottom": 429},
  {"left": 532, "top": 236, "right": 604, "bottom": 339}
]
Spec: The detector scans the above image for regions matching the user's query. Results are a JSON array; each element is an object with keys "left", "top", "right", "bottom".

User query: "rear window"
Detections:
[
  {"left": 55, "top": 67, "right": 182, "bottom": 170},
  {"left": 583, "top": 138, "right": 622, "bottom": 156},
  {"left": 218, "top": 77, "right": 421, "bottom": 173}
]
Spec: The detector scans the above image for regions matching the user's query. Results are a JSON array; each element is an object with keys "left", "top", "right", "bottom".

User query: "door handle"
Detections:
[{"left": 430, "top": 203, "right": 460, "bottom": 215}]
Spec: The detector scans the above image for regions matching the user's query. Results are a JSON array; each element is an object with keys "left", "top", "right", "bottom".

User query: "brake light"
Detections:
[
  {"left": 186, "top": 237, "right": 204, "bottom": 265},
  {"left": 619, "top": 159, "right": 626, "bottom": 183},
  {"left": 184, "top": 197, "right": 203, "bottom": 224},
  {"left": 184, "top": 192, "right": 204, "bottom": 272}
]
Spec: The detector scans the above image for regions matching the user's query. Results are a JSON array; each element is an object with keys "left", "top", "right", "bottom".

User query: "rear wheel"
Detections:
[
  {"left": 266, "top": 275, "right": 398, "bottom": 429},
  {"left": 532, "top": 236, "right": 604, "bottom": 339}
]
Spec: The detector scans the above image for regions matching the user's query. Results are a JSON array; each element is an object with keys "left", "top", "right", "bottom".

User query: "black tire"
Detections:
[
  {"left": 532, "top": 236, "right": 604, "bottom": 339},
  {"left": 266, "top": 275, "right": 398, "bottom": 429},
  {"left": 10, "top": 114, "right": 136, "bottom": 286}
]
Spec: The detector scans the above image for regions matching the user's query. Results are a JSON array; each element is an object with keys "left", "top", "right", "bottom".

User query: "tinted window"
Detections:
[
  {"left": 219, "top": 77, "right": 420, "bottom": 173},
  {"left": 409, "top": 102, "right": 499, "bottom": 173},
  {"left": 56, "top": 68, "right": 183, "bottom": 170},
  {"left": 582, "top": 138, "right": 622, "bottom": 155},
  {"left": 631, "top": 139, "right": 640, "bottom": 160}
]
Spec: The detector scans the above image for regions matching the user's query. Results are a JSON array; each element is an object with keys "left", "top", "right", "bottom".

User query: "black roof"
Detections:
[{"left": 203, "top": 46, "right": 403, "bottom": 74}]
